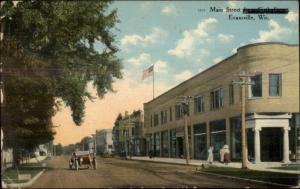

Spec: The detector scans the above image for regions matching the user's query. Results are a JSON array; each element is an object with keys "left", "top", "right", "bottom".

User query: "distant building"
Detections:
[
  {"left": 95, "top": 129, "right": 114, "bottom": 155},
  {"left": 112, "top": 110, "right": 146, "bottom": 157},
  {"left": 144, "top": 43, "right": 299, "bottom": 163}
]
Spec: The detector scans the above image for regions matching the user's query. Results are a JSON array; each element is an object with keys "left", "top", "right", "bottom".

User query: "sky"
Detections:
[{"left": 53, "top": 1, "right": 299, "bottom": 145}]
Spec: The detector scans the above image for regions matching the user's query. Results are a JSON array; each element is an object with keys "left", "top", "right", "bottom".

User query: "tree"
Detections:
[
  {"left": 1, "top": 0, "right": 122, "bottom": 162},
  {"left": 112, "top": 113, "right": 123, "bottom": 155},
  {"left": 55, "top": 143, "right": 63, "bottom": 156}
]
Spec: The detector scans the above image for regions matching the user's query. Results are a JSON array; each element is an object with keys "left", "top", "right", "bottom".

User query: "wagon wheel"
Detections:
[
  {"left": 92, "top": 158, "right": 97, "bottom": 170},
  {"left": 75, "top": 159, "right": 79, "bottom": 171}
]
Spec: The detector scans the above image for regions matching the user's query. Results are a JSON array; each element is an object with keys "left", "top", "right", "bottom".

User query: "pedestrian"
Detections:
[
  {"left": 223, "top": 145, "right": 230, "bottom": 164},
  {"left": 207, "top": 146, "right": 214, "bottom": 164},
  {"left": 219, "top": 146, "right": 224, "bottom": 163}
]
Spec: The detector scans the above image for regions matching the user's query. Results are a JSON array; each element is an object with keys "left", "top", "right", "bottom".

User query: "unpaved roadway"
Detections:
[{"left": 29, "top": 156, "right": 277, "bottom": 188}]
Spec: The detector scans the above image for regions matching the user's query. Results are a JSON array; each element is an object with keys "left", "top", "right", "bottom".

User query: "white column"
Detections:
[
  {"left": 254, "top": 127, "right": 261, "bottom": 164},
  {"left": 282, "top": 127, "right": 290, "bottom": 164}
]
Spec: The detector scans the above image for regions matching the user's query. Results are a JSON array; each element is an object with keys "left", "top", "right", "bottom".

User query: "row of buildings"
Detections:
[{"left": 112, "top": 42, "right": 300, "bottom": 164}]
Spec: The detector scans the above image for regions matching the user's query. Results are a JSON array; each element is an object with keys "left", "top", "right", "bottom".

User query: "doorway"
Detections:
[
  {"left": 260, "top": 128, "right": 283, "bottom": 161},
  {"left": 176, "top": 137, "right": 184, "bottom": 158}
]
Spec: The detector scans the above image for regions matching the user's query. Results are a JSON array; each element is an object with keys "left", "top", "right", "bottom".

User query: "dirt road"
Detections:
[{"left": 29, "top": 156, "right": 276, "bottom": 188}]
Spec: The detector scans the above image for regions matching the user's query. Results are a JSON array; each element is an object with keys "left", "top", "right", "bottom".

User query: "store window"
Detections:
[
  {"left": 194, "top": 123, "right": 207, "bottom": 160},
  {"left": 161, "top": 130, "right": 169, "bottom": 157},
  {"left": 169, "top": 130, "right": 176, "bottom": 158},
  {"left": 230, "top": 117, "right": 241, "bottom": 160},
  {"left": 209, "top": 119, "right": 226, "bottom": 160},
  {"left": 154, "top": 132, "right": 160, "bottom": 156}
]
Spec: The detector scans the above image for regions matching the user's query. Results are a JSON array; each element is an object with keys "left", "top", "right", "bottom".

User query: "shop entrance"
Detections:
[
  {"left": 176, "top": 137, "right": 184, "bottom": 158},
  {"left": 261, "top": 128, "right": 283, "bottom": 162}
]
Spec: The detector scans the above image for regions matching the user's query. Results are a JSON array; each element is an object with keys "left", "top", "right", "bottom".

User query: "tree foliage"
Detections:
[{"left": 1, "top": 0, "right": 122, "bottom": 152}]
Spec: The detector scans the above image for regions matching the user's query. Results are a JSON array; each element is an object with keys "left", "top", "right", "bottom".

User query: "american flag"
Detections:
[{"left": 142, "top": 65, "right": 154, "bottom": 80}]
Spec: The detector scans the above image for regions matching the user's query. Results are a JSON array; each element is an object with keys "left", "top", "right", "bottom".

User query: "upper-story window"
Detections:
[
  {"left": 160, "top": 111, "right": 164, "bottom": 125},
  {"left": 194, "top": 95, "right": 204, "bottom": 113},
  {"left": 249, "top": 74, "right": 262, "bottom": 98},
  {"left": 269, "top": 74, "right": 281, "bottom": 96},
  {"left": 164, "top": 110, "right": 167, "bottom": 124},
  {"left": 160, "top": 110, "right": 168, "bottom": 124},
  {"left": 229, "top": 84, "right": 234, "bottom": 105},
  {"left": 169, "top": 107, "right": 172, "bottom": 122},
  {"left": 150, "top": 115, "right": 153, "bottom": 127},
  {"left": 175, "top": 105, "right": 182, "bottom": 119},
  {"left": 210, "top": 88, "right": 223, "bottom": 110},
  {"left": 154, "top": 114, "right": 159, "bottom": 126}
]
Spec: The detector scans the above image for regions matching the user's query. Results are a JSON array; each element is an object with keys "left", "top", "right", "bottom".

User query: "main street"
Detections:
[{"left": 29, "top": 156, "right": 278, "bottom": 188}]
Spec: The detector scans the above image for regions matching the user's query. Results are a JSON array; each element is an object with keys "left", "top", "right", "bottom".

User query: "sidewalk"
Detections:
[
  {"left": 130, "top": 156, "right": 299, "bottom": 174},
  {"left": 2, "top": 156, "right": 48, "bottom": 188}
]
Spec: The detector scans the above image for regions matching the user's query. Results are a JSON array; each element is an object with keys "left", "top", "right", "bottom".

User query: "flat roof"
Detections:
[{"left": 144, "top": 42, "right": 298, "bottom": 105}]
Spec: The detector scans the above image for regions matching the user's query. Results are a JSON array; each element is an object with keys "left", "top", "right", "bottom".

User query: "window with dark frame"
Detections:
[
  {"left": 175, "top": 105, "right": 182, "bottom": 119},
  {"left": 154, "top": 114, "right": 159, "bottom": 126},
  {"left": 169, "top": 107, "right": 172, "bottom": 122},
  {"left": 210, "top": 88, "right": 223, "bottom": 110},
  {"left": 164, "top": 110, "right": 167, "bottom": 124},
  {"left": 269, "top": 74, "right": 281, "bottom": 96},
  {"left": 194, "top": 95, "right": 204, "bottom": 113},
  {"left": 250, "top": 74, "right": 262, "bottom": 97},
  {"left": 229, "top": 84, "right": 234, "bottom": 104},
  {"left": 161, "top": 111, "right": 164, "bottom": 125}
]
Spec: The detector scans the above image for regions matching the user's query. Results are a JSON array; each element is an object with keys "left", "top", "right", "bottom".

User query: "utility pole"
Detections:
[
  {"left": 232, "top": 71, "right": 256, "bottom": 169},
  {"left": 177, "top": 96, "right": 193, "bottom": 164}
]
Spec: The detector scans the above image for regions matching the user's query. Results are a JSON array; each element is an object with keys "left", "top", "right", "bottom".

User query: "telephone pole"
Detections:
[
  {"left": 232, "top": 71, "right": 256, "bottom": 169},
  {"left": 177, "top": 96, "right": 193, "bottom": 164}
]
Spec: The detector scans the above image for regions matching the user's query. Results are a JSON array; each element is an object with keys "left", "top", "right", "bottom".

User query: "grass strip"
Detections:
[
  {"left": 199, "top": 166, "right": 299, "bottom": 186},
  {"left": 3, "top": 164, "right": 45, "bottom": 184}
]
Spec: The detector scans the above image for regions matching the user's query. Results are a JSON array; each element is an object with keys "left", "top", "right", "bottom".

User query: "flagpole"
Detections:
[{"left": 153, "top": 65, "right": 155, "bottom": 99}]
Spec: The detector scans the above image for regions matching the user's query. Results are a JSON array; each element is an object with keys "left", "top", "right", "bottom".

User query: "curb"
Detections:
[
  {"left": 195, "top": 169, "right": 297, "bottom": 188},
  {"left": 6, "top": 169, "right": 45, "bottom": 188},
  {"left": 129, "top": 158, "right": 299, "bottom": 187}
]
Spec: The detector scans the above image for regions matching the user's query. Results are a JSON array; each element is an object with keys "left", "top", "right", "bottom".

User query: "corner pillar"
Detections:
[
  {"left": 253, "top": 127, "right": 261, "bottom": 164},
  {"left": 282, "top": 127, "right": 290, "bottom": 164}
]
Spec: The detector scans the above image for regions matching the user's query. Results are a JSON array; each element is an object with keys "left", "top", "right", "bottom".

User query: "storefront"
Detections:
[
  {"left": 161, "top": 130, "right": 169, "bottom": 157},
  {"left": 194, "top": 123, "right": 207, "bottom": 160},
  {"left": 209, "top": 119, "right": 226, "bottom": 160}
]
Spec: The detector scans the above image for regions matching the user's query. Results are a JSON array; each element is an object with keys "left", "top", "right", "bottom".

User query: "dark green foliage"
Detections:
[{"left": 1, "top": 0, "right": 122, "bottom": 153}]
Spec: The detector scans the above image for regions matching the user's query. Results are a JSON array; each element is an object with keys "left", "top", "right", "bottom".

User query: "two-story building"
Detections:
[
  {"left": 95, "top": 129, "right": 114, "bottom": 155},
  {"left": 143, "top": 42, "right": 299, "bottom": 164},
  {"left": 113, "top": 110, "right": 145, "bottom": 157}
]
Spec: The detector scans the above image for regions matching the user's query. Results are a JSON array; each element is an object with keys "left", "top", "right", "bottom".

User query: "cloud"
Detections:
[
  {"left": 285, "top": 11, "right": 299, "bottom": 22},
  {"left": 174, "top": 70, "right": 194, "bottom": 81},
  {"left": 126, "top": 53, "right": 151, "bottom": 66},
  {"left": 251, "top": 20, "right": 292, "bottom": 43},
  {"left": 154, "top": 60, "right": 168, "bottom": 73},
  {"left": 161, "top": 4, "right": 177, "bottom": 15},
  {"left": 231, "top": 43, "right": 245, "bottom": 54},
  {"left": 218, "top": 33, "right": 234, "bottom": 43},
  {"left": 198, "top": 68, "right": 204, "bottom": 73},
  {"left": 227, "top": 1, "right": 243, "bottom": 8},
  {"left": 121, "top": 27, "right": 167, "bottom": 49},
  {"left": 168, "top": 17, "right": 218, "bottom": 58},
  {"left": 213, "top": 57, "right": 224, "bottom": 64}
]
